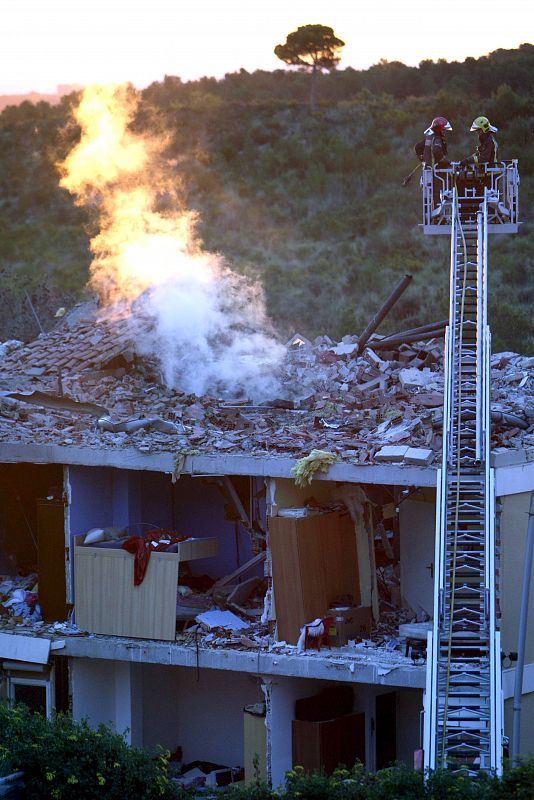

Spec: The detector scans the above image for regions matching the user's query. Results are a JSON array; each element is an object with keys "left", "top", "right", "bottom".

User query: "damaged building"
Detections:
[{"left": 0, "top": 304, "right": 533, "bottom": 788}]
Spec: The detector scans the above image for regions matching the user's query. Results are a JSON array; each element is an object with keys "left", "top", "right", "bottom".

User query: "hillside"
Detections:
[{"left": 0, "top": 44, "right": 533, "bottom": 352}]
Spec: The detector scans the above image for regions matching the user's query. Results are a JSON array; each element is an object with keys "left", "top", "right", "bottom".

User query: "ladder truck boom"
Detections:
[{"left": 421, "top": 162, "right": 520, "bottom": 773}]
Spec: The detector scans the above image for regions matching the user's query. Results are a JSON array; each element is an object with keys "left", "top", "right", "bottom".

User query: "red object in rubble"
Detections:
[
  {"left": 304, "top": 616, "right": 333, "bottom": 652},
  {"left": 121, "top": 530, "right": 188, "bottom": 585}
]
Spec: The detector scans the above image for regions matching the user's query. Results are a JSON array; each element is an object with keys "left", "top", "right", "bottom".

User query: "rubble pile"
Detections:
[
  {"left": 1, "top": 314, "right": 533, "bottom": 464},
  {"left": 0, "top": 575, "right": 41, "bottom": 624},
  {"left": 0, "top": 605, "right": 419, "bottom": 673},
  {"left": 174, "top": 624, "right": 419, "bottom": 673}
]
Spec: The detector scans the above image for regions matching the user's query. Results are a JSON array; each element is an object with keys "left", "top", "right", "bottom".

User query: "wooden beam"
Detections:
[{"left": 211, "top": 552, "right": 265, "bottom": 590}]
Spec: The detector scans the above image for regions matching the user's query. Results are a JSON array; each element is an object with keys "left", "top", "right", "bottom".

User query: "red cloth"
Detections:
[
  {"left": 122, "top": 536, "right": 152, "bottom": 586},
  {"left": 121, "top": 531, "right": 187, "bottom": 585}
]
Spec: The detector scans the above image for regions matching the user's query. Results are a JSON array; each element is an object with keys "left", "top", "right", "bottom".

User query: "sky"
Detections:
[{"left": 1, "top": 0, "right": 532, "bottom": 95}]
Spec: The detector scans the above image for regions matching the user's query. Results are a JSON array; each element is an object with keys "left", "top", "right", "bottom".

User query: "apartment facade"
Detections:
[{"left": 0, "top": 314, "right": 533, "bottom": 784}]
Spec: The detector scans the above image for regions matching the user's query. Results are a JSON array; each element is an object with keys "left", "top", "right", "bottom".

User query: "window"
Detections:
[{"left": 7, "top": 674, "right": 54, "bottom": 718}]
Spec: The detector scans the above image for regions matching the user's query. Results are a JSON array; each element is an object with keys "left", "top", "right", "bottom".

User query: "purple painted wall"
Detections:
[
  {"left": 69, "top": 467, "right": 265, "bottom": 581},
  {"left": 68, "top": 466, "right": 114, "bottom": 536},
  {"left": 138, "top": 473, "right": 256, "bottom": 579}
]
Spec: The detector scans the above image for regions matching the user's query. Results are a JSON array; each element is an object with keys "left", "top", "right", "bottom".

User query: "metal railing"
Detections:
[{"left": 421, "top": 161, "right": 519, "bottom": 234}]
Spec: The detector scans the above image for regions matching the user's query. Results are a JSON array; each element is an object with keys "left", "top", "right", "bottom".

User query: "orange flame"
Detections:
[
  {"left": 60, "top": 83, "right": 202, "bottom": 304},
  {"left": 59, "top": 84, "right": 283, "bottom": 398}
]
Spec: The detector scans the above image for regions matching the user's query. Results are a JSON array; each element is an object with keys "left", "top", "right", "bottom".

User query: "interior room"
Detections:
[
  {"left": 0, "top": 462, "right": 66, "bottom": 626},
  {"left": 68, "top": 466, "right": 267, "bottom": 640},
  {"left": 71, "top": 659, "right": 262, "bottom": 785},
  {"left": 269, "top": 676, "right": 423, "bottom": 785}
]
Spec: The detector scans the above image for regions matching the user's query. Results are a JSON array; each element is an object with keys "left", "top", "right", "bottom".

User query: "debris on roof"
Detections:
[
  {"left": 0, "top": 309, "right": 533, "bottom": 465},
  {"left": 1, "top": 313, "right": 137, "bottom": 377}
]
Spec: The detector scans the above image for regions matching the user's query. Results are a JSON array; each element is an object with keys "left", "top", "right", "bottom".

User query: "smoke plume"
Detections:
[{"left": 60, "top": 84, "right": 284, "bottom": 399}]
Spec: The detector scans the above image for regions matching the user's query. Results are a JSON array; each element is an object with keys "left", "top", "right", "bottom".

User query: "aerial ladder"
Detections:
[{"left": 421, "top": 161, "right": 520, "bottom": 774}]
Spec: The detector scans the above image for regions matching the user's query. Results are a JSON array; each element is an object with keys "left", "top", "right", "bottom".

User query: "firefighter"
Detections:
[
  {"left": 415, "top": 116, "right": 452, "bottom": 168},
  {"left": 460, "top": 116, "right": 498, "bottom": 167},
  {"left": 415, "top": 116, "right": 452, "bottom": 213},
  {"left": 457, "top": 117, "right": 500, "bottom": 213}
]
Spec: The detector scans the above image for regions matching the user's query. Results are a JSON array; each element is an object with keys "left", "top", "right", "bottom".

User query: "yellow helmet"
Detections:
[{"left": 470, "top": 116, "right": 498, "bottom": 134}]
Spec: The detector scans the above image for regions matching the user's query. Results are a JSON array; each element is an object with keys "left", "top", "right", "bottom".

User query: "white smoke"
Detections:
[{"left": 134, "top": 257, "right": 285, "bottom": 399}]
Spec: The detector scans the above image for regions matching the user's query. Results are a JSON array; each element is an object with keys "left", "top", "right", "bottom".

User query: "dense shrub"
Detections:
[
  {"left": 278, "top": 762, "right": 534, "bottom": 799},
  {"left": 0, "top": 703, "right": 178, "bottom": 799},
  {"left": 220, "top": 762, "right": 534, "bottom": 800},
  {"left": 3, "top": 704, "right": 534, "bottom": 800},
  {"left": 223, "top": 762, "right": 534, "bottom": 800}
]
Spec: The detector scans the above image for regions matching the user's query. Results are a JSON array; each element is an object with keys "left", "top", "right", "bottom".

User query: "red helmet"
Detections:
[{"left": 431, "top": 116, "right": 452, "bottom": 132}]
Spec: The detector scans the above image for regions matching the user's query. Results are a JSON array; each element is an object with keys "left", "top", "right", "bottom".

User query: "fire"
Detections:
[
  {"left": 60, "top": 84, "right": 199, "bottom": 303},
  {"left": 59, "top": 84, "right": 283, "bottom": 398},
  {"left": 60, "top": 84, "right": 147, "bottom": 196}
]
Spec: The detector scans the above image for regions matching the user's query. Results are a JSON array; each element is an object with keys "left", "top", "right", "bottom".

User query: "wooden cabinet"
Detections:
[
  {"left": 292, "top": 713, "right": 365, "bottom": 774},
  {"left": 269, "top": 512, "right": 360, "bottom": 644},
  {"left": 74, "top": 536, "right": 218, "bottom": 641}
]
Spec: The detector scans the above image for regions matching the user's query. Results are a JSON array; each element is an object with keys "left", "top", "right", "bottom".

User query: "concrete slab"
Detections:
[
  {"left": 399, "top": 368, "right": 434, "bottom": 389},
  {"left": 0, "top": 631, "right": 50, "bottom": 664},
  {"left": 1, "top": 441, "right": 532, "bottom": 495},
  {"left": 492, "top": 447, "right": 527, "bottom": 467},
  {"left": 404, "top": 447, "right": 434, "bottom": 466},
  {"left": 399, "top": 622, "right": 432, "bottom": 640},
  {"left": 375, "top": 446, "right": 409, "bottom": 462},
  {"left": 57, "top": 633, "right": 426, "bottom": 690},
  {"left": 0, "top": 442, "right": 438, "bottom": 487},
  {"left": 495, "top": 460, "right": 534, "bottom": 496}
]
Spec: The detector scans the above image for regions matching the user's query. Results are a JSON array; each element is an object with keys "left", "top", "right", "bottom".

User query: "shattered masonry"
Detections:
[{"left": 0, "top": 306, "right": 533, "bottom": 464}]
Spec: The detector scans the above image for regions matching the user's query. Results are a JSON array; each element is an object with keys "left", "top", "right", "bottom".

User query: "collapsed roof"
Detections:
[{"left": 0, "top": 305, "right": 533, "bottom": 467}]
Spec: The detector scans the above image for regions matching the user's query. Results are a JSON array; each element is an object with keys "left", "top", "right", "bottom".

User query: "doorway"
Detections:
[{"left": 375, "top": 691, "right": 397, "bottom": 769}]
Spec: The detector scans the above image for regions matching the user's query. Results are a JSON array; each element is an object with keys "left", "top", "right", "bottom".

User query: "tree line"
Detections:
[{"left": 0, "top": 44, "right": 533, "bottom": 352}]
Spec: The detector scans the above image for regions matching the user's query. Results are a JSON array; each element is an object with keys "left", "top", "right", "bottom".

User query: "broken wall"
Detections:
[
  {"left": 68, "top": 466, "right": 118, "bottom": 533},
  {"left": 69, "top": 466, "right": 260, "bottom": 581},
  {"left": 68, "top": 466, "right": 139, "bottom": 604},
  {"left": 73, "top": 657, "right": 261, "bottom": 765},
  {"left": 71, "top": 658, "right": 143, "bottom": 746},
  {"left": 169, "top": 476, "right": 258, "bottom": 579}
]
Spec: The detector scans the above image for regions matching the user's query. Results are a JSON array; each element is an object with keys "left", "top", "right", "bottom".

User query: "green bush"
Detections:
[
  {"left": 3, "top": 702, "right": 534, "bottom": 800},
  {"left": 283, "top": 765, "right": 367, "bottom": 799},
  {"left": 0, "top": 703, "right": 179, "bottom": 800},
  {"left": 492, "top": 759, "right": 534, "bottom": 800},
  {"left": 219, "top": 782, "right": 275, "bottom": 800},
  {"left": 221, "top": 761, "right": 534, "bottom": 800}
]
